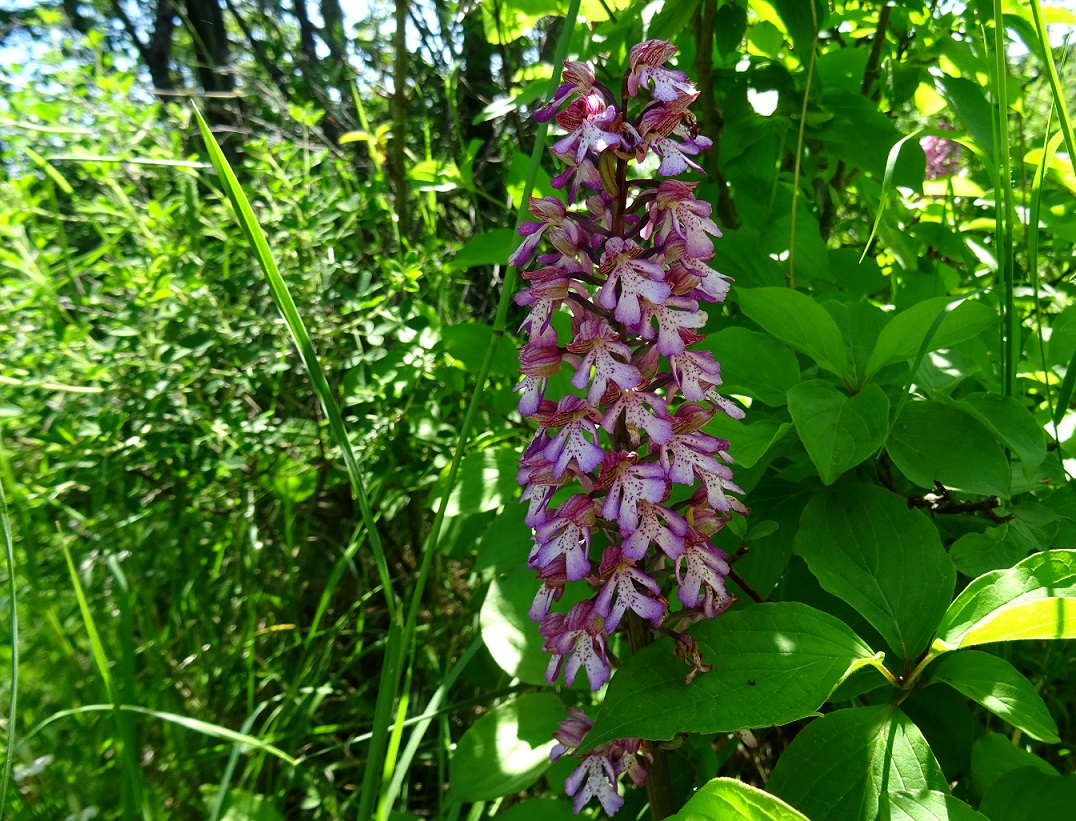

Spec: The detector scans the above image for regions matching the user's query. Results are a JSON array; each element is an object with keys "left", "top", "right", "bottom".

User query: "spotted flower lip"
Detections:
[{"left": 513, "top": 39, "right": 748, "bottom": 815}]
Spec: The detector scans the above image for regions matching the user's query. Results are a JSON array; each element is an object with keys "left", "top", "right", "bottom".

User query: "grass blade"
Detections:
[
  {"left": 192, "top": 109, "right": 397, "bottom": 619},
  {"left": 20, "top": 704, "right": 299, "bottom": 767},
  {"left": 0, "top": 463, "right": 16, "bottom": 818},
  {"left": 1030, "top": 0, "right": 1076, "bottom": 177}
]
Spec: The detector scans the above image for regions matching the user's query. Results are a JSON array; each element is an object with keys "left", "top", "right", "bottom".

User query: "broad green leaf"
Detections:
[
  {"left": 701, "top": 327, "right": 800, "bottom": 407},
  {"left": 936, "top": 75, "right": 995, "bottom": 159},
  {"left": 796, "top": 483, "right": 954, "bottom": 660},
  {"left": 769, "top": 0, "right": 826, "bottom": 58},
  {"left": 865, "top": 297, "right": 996, "bottom": 376},
  {"left": 482, "top": 0, "right": 561, "bottom": 44},
  {"left": 714, "top": 2, "right": 748, "bottom": 57},
  {"left": 949, "top": 526, "right": 1031, "bottom": 579},
  {"left": 933, "top": 550, "right": 1076, "bottom": 651},
  {"left": 767, "top": 706, "right": 948, "bottom": 821},
  {"left": 787, "top": 381, "right": 889, "bottom": 485},
  {"left": 447, "top": 693, "right": 563, "bottom": 801},
  {"left": 706, "top": 413, "right": 793, "bottom": 469},
  {"left": 737, "top": 288, "right": 848, "bottom": 378},
  {"left": 480, "top": 566, "right": 547, "bottom": 684},
  {"left": 647, "top": 0, "right": 701, "bottom": 40},
  {"left": 204, "top": 789, "right": 286, "bottom": 821},
  {"left": 971, "top": 733, "right": 1058, "bottom": 797},
  {"left": 429, "top": 448, "right": 519, "bottom": 517},
  {"left": 887, "top": 401, "right": 1010, "bottom": 497},
  {"left": 449, "top": 228, "right": 517, "bottom": 271},
  {"left": 928, "top": 650, "right": 1058, "bottom": 742},
  {"left": 481, "top": 565, "right": 571, "bottom": 685},
  {"left": 763, "top": 209, "right": 829, "bottom": 286},
  {"left": 980, "top": 768, "right": 1076, "bottom": 821},
  {"left": 497, "top": 798, "right": 578, "bottom": 821},
  {"left": 822, "top": 301, "right": 889, "bottom": 388},
  {"left": 889, "top": 790, "right": 990, "bottom": 821},
  {"left": 817, "top": 93, "right": 923, "bottom": 187},
  {"left": 586, "top": 602, "right": 878, "bottom": 748},
  {"left": 899, "top": 685, "right": 980, "bottom": 781},
  {"left": 958, "top": 393, "right": 1047, "bottom": 475},
  {"left": 441, "top": 321, "right": 518, "bottom": 377},
  {"left": 671, "top": 777, "right": 810, "bottom": 821}
]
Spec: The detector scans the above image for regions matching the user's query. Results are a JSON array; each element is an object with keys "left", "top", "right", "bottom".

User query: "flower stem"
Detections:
[{"left": 627, "top": 613, "right": 677, "bottom": 819}]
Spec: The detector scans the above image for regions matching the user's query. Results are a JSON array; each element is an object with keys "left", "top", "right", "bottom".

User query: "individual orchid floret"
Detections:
[
  {"left": 551, "top": 706, "right": 594, "bottom": 763},
  {"left": 600, "top": 387, "right": 673, "bottom": 447},
  {"left": 540, "top": 599, "right": 612, "bottom": 689},
  {"left": 626, "top": 40, "right": 696, "bottom": 102},
  {"left": 541, "top": 395, "right": 605, "bottom": 479},
  {"left": 597, "top": 237, "right": 671, "bottom": 326},
  {"left": 620, "top": 500, "right": 688, "bottom": 561},
  {"left": 535, "top": 60, "right": 597, "bottom": 122},
  {"left": 515, "top": 341, "right": 563, "bottom": 416},
  {"left": 598, "top": 451, "right": 668, "bottom": 532},
  {"left": 639, "top": 295, "right": 706, "bottom": 356},
  {"left": 676, "top": 526, "right": 733, "bottom": 617},
  {"left": 665, "top": 241, "right": 734, "bottom": 303},
  {"left": 553, "top": 94, "right": 623, "bottom": 165},
  {"left": 530, "top": 554, "right": 570, "bottom": 622},
  {"left": 638, "top": 105, "right": 712, "bottom": 176},
  {"left": 650, "top": 180, "right": 723, "bottom": 259},
  {"left": 510, "top": 197, "right": 592, "bottom": 268},
  {"left": 594, "top": 545, "right": 666, "bottom": 632},
  {"left": 531, "top": 493, "right": 597, "bottom": 581},
  {"left": 565, "top": 747, "right": 624, "bottom": 815},
  {"left": 567, "top": 318, "right": 643, "bottom": 403}
]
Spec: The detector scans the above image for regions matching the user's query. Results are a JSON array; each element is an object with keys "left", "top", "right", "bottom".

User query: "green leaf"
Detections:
[
  {"left": 767, "top": 706, "right": 948, "bottom": 821},
  {"left": 949, "top": 526, "right": 1031, "bottom": 579},
  {"left": 817, "top": 94, "right": 922, "bottom": 187},
  {"left": 647, "top": 0, "right": 702, "bottom": 41},
  {"left": 822, "top": 301, "right": 889, "bottom": 389},
  {"left": 736, "top": 288, "right": 848, "bottom": 378},
  {"left": 701, "top": 327, "right": 800, "bottom": 407},
  {"left": 796, "top": 482, "right": 954, "bottom": 660},
  {"left": 497, "top": 798, "right": 578, "bottom": 821},
  {"left": 865, "top": 297, "right": 996, "bottom": 376},
  {"left": 705, "top": 413, "right": 793, "bottom": 469},
  {"left": 205, "top": 789, "right": 286, "bottom": 821},
  {"left": 927, "top": 650, "right": 1059, "bottom": 743},
  {"left": 888, "top": 790, "right": 990, "bottom": 821},
  {"left": 449, "top": 228, "right": 518, "bottom": 271},
  {"left": 980, "top": 768, "right": 1076, "bottom": 821},
  {"left": 971, "top": 733, "right": 1058, "bottom": 796},
  {"left": 957, "top": 393, "right": 1047, "bottom": 475},
  {"left": 787, "top": 381, "right": 889, "bottom": 485},
  {"left": 585, "top": 602, "right": 878, "bottom": 748},
  {"left": 671, "top": 778, "right": 811, "bottom": 821},
  {"left": 714, "top": 2, "right": 748, "bottom": 57},
  {"left": 447, "top": 693, "right": 563, "bottom": 801},
  {"left": 441, "top": 321, "right": 518, "bottom": 377},
  {"left": 429, "top": 448, "right": 519, "bottom": 517},
  {"left": 886, "top": 401, "right": 1010, "bottom": 497},
  {"left": 936, "top": 74, "right": 995, "bottom": 159},
  {"left": 933, "top": 550, "right": 1076, "bottom": 651},
  {"left": 769, "top": 0, "right": 825, "bottom": 59},
  {"left": 481, "top": 564, "right": 588, "bottom": 685}
]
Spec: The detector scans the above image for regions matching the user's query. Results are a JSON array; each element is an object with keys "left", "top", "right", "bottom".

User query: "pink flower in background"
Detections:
[{"left": 920, "top": 121, "right": 961, "bottom": 180}]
